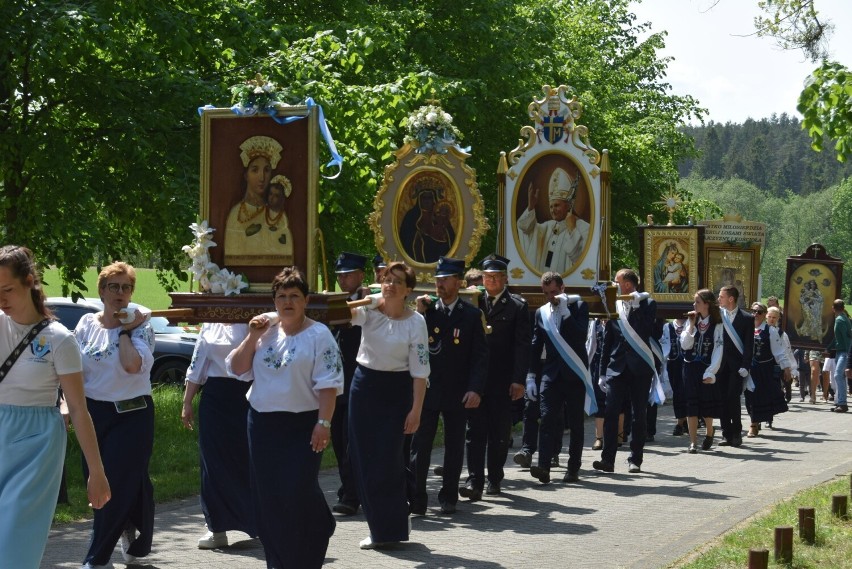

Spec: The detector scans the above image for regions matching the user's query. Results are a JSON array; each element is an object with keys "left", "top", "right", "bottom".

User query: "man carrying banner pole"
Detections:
[
  {"left": 593, "top": 268, "right": 657, "bottom": 474},
  {"left": 526, "top": 272, "right": 593, "bottom": 484}
]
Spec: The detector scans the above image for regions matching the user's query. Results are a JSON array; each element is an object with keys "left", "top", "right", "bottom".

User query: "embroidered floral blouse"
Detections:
[{"left": 225, "top": 321, "right": 343, "bottom": 413}]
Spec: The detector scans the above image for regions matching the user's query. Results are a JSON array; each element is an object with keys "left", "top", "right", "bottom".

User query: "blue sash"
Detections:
[
  {"left": 541, "top": 303, "right": 597, "bottom": 415},
  {"left": 722, "top": 310, "right": 754, "bottom": 391}
]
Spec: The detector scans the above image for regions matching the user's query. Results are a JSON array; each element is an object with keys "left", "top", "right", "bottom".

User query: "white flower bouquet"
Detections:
[
  {"left": 401, "top": 103, "right": 462, "bottom": 154},
  {"left": 182, "top": 220, "right": 249, "bottom": 295}
]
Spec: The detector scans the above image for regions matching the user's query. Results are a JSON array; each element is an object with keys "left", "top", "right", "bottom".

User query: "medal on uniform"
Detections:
[
  {"left": 453, "top": 328, "right": 460, "bottom": 344},
  {"left": 429, "top": 336, "right": 434, "bottom": 344},
  {"left": 434, "top": 327, "right": 440, "bottom": 334}
]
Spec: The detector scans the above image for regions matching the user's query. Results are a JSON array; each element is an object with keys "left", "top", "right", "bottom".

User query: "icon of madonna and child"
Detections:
[
  {"left": 224, "top": 136, "right": 295, "bottom": 266},
  {"left": 397, "top": 172, "right": 459, "bottom": 264},
  {"left": 652, "top": 240, "right": 690, "bottom": 293}
]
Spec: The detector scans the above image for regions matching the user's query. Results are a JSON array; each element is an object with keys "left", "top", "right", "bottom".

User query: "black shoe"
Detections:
[
  {"left": 439, "top": 501, "right": 456, "bottom": 514},
  {"left": 833, "top": 405, "right": 848, "bottom": 413},
  {"left": 563, "top": 470, "right": 579, "bottom": 483},
  {"left": 627, "top": 460, "right": 641, "bottom": 473},
  {"left": 732, "top": 437, "right": 743, "bottom": 447},
  {"left": 409, "top": 505, "right": 426, "bottom": 517},
  {"left": 513, "top": 451, "right": 532, "bottom": 468},
  {"left": 529, "top": 465, "right": 551, "bottom": 484},
  {"left": 332, "top": 502, "right": 358, "bottom": 515},
  {"left": 718, "top": 439, "right": 732, "bottom": 446},
  {"left": 672, "top": 424, "right": 684, "bottom": 436},
  {"left": 458, "top": 483, "right": 482, "bottom": 502},
  {"left": 701, "top": 435, "right": 713, "bottom": 451},
  {"left": 550, "top": 456, "right": 560, "bottom": 468},
  {"left": 433, "top": 465, "right": 444, "bottom": 476},
  {"left": 485, "top": 482, "right": 501, "bottom": 495},
  {"left": 592, "top": 460, "right": 614, "bottom": 473},
  {"left": 646, "top": 434, "right": 655, "bottom": 442}
]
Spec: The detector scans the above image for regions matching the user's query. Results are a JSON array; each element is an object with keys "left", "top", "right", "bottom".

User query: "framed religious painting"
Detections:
[
  {"left": 199, "top": 106, "right": 319, "bottom": 290},
  {"left": 703, "top": 245, "right": 760, "bottom": 311},
  {"left": 638, "top": 225, "right": 704, "bottom": 318},
  {"left": 782, "top": 243, "right": 844, "bottom": 350},
  {"left": 369, "top": 102, "right": 488, "bottom": 285},
  {"left": 498, "top": 85, "right": 605, "bottom": 288}
]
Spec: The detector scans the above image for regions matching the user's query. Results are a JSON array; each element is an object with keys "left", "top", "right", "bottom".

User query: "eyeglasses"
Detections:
[
  {"left": 751, "top": 308, "right": 766, "bottom": 315},
  {"left": 382, "top": 277, "right": 405, "bottom": 287},
  {"left": 105, "top": 283, "right": 134, "bottom": 294}
]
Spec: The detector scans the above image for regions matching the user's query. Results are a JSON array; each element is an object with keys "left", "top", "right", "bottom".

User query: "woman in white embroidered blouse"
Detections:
[
  {"left": 681, "top": 289, "right": 724, "bottom": 453},
  {"left": 0, "top": 245, "right": 110, "bottom": 568},
  {"left": 181, "top": 322, "right": 256, "bottom": 550},
  {"left": 347, "top": 261, "right": 430, "bottom": 550},
  {"left": 75, "top": 261, "right": 155, "bottom": 568},
  {"left": 227, "top": 266, "right": 342, "bottom": 569}
]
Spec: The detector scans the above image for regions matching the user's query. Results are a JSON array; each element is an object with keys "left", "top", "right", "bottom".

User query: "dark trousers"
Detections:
[
  {"left": 248, "top": 408, "right": 334, "bottom": 569},
  {"left": 331, "top": 392, "right": 358, "bottom": 508},
  {"left": 538, "top": 376, "right": 584, "bottom": 473},
  {"left": 410, "top": 403, "right": 466, "bottom": 510},
  {"left": 669, "top": 361, "right": 686, "bottom": 419},
  {"left": 198, "top": 378, "right": 256, "bottom": 536},
  {"left": 83, "top": 397, "right": 155, "bottom": 566},
  {"left": 520, "top": 394, "right": 563, "bottom": 456},
  {"left": 601, "top": 371, "right": 652, "bottom": 467},
  {"left": 465, "top": 387, "right": 512, "bottom": 488},
  {"left": 646, "top": 403, "right": 658, "bottom": 436},
  {"left": 349, "top": 366, "right": 411, "bottom": 543},
  {"left": 718, "top": 363, "right": 744, "bottom": 442}
]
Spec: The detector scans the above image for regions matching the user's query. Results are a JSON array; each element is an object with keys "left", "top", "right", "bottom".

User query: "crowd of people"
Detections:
[{"left": 3, "top": 244, "right": 850, "bottom": 569}]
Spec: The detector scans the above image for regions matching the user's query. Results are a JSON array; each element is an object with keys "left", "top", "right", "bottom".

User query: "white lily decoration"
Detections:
[{"left": 183, "top": 220, "right": 248, "bottom": 293}]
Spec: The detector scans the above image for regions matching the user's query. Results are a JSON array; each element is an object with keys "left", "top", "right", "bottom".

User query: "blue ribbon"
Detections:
[{"left": 198, "top": 97, "right": 343, "bottom": 180}]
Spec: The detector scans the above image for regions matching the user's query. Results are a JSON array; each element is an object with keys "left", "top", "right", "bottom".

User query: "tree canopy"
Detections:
[
  {"left": 1, "top": 0, "right": 703, "bottom": 292},
  {"left": 753, "top": 0, "right": 852, "bottom": 162}
]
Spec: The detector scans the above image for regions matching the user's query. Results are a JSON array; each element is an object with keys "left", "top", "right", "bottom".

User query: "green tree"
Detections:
[
  {"left": 0, "top": 0, "right": 266, "bottom": 293},
  {"left": 1, "top": 0, "right": 704, "bottom": 290},
  {"left": 753, "top": 1, "right": 852, "bottom": 162}
]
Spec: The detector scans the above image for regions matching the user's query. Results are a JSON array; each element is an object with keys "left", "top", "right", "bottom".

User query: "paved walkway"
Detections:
[{"left": 43, "top": 399, "right": 852, "bottom": 569}]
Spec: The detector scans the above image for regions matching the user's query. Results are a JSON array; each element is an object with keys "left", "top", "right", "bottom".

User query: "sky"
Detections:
[{"left": 630, "top": 0, "right": 852, "bottom": 124}]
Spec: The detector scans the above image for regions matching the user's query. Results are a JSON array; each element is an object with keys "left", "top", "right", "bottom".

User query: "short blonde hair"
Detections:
[
  {"left": 98, "top": 261, "right": 136, "bottom": 291},
  {"left": 767, "top": 306, "right": 782, "bottom": 318}
]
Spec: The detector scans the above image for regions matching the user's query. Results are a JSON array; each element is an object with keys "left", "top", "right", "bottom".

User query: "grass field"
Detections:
[
  {"left": 41, "top": 267, "right": 191, "bottom": 311},
  {"left": 674, "top": 475, "right": 852, "bottom": 568}
]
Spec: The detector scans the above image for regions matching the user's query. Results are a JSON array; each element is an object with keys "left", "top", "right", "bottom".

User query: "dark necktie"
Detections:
[{"left": 487, "top": 296, "right": 496, "bottom": 313}]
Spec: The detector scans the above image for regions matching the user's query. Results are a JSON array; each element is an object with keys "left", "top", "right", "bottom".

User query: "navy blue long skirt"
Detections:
[
  {"left": 198, "top": 377, "right": 256, "bottom": 536},
  {"left": 83, "top": 396, "right": 155, "bottom": 566},
  {"left": 746, "top": 361, "right": 788, "bottom": 423},
  {"left": 248, "top": 407, "right": 334, "bottom": 569},
  {"left": 348, "top": 365, "right": 411, "bottom": 543},
  {"left": 683, "top": 361, "right": 724, "bottom": 419}
]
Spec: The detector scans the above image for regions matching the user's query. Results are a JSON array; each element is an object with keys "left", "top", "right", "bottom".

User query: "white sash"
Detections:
[
  {"left": 616, "top": 300, "right": 663, "bottom": 402},
  {"left": 541, "top": 301, "right": 597, "bottom": 415},
  {"left": 648, "top": 338, "right": 667, "bottom": 405},
  {"left": 722, "top": 309, "right": 754, "bottom": 391}
]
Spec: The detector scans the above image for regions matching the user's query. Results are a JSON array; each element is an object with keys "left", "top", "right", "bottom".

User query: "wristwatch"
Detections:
[{"left": 317, "top": 419, "right": 331, "bottom": 428}]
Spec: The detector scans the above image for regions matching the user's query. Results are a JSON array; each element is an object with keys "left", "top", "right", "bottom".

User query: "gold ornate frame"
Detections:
[
  {"left": 369, "top": 143, "right": 488, "bottom": 284},
  {"left": 703, "top": 245, "right": 759, "bottom": 310},
  {"left": 199, "top": 107, "right": 319, "bottom": 290},
  {"left": 639, "top": 226, "right": 703, "bottom": 305}
]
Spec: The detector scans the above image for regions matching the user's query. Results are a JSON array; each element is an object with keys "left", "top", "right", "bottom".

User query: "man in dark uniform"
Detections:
[
  {"left": 371, "top": 254, "right": 387, "bottom": 289},
  {"left": 717, "top": 284, "right": 754, "bottom": 447},
  {"left": 330, "top": 252, "right": 370, "bottom": 515},
  {"left": 593, "top": 268, "right": 657, "bottom": 474},
  {"left": 410, "top": 257, "right": 488, "bottom": 514},
  {"left": 461, "top": 254, "right": 530, "bottom": 499},
  {"left": 526, "top": 271, "right": 590, "bottom": 484}
]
